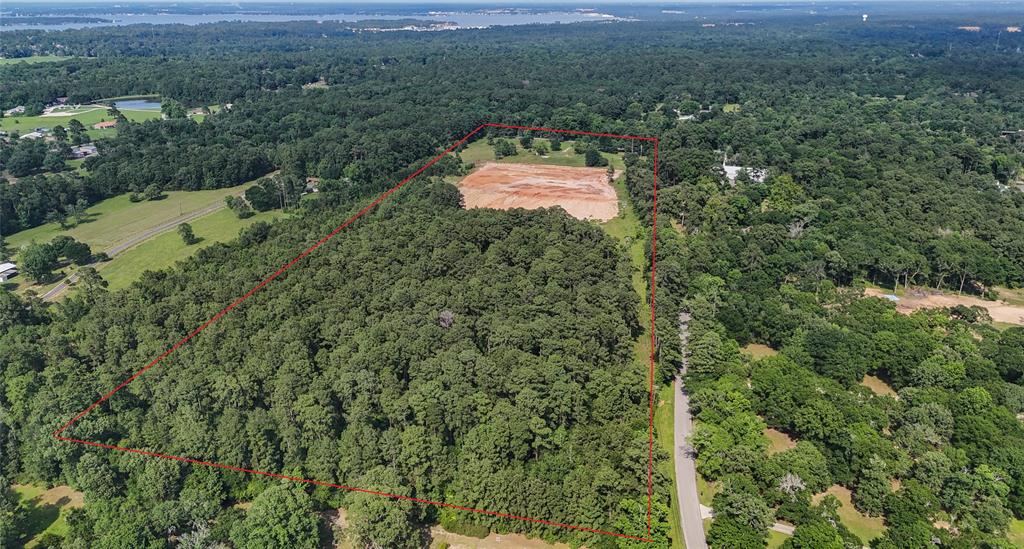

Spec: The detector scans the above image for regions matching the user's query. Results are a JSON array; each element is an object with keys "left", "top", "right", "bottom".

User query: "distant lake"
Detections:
[
  {"left": 0, "top": 11, "right": 623, "bottom": 32},
  {"left": 113, "top": 99, "right": 161, "bottom": 111}
]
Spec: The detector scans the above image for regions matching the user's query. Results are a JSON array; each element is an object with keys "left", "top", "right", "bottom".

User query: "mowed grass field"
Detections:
[
  {"left": 7, "top": 183, "right": 255, "bottom": 252},
  {"left": 601, "top": 173, "right": 685, "bottom": 547},
  {"left": 0, "top": 107, "right": 161, "bottom": 139},
  {"left": 813, "top": 485, "right": 886, "bottom": 544},
  {"left": 0, "top": 55, "right": 75, "bottom": 65},
  {"left": 12, "top": 484, "right": 84, "bottom": 548},
  {"left": 654, "top": 384, "right": 686, "bottom": 549},
  {"left": 1008, "top": 519, "right": 1024, "bottom": 547},
  {"left": 100, "top": 208, "right": 285, "bottom": 291},
  {"left": 459, "top": 138, "right": 625, "bottom": 171}
]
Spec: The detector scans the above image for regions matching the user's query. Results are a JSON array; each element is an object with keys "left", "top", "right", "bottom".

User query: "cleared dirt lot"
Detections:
[
  {"left": 864, "top": 287, "right": 1024, "bottom": 326},
  {"left": 458, "top": 162, "right": 619, "bottom": 221}
]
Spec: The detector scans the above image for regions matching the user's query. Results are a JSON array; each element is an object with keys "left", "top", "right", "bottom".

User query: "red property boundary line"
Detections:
[{"left": 52, "top": 122, "right": 660, "bottom": 542}]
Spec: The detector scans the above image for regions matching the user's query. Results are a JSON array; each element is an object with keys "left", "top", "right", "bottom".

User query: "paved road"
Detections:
[
  {"left": 41, "top": 199, "right": 229, "bottom": 301},
  {"left": 677, "top": 308, "right": 796, "bottom": 544},
  {"left": 674, "top": 310, "right": 708, "bottom": 549}
]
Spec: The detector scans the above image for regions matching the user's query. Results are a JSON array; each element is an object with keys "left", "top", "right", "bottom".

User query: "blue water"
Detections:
[
  {"left": 113, "top": 99, "right": 161, "bottom": 111},
  {"left": 0, "top": 11, "right": 625, "bottom": 31}
]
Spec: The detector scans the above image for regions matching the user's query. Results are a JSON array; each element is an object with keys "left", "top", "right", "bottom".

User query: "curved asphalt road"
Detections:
[{"left": 41, "top": 199, "right": 230, "bottom": 301}]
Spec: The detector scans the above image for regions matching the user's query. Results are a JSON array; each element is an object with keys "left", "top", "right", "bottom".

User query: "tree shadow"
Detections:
[
  {"left": 69, "top": 212, "right": 101, "bottom": 226},
  {"left": 19, "top": 497, "right": 60, "bottom": 543}
]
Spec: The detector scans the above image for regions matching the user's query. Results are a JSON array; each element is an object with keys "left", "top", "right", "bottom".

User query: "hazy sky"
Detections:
[{"left": 0, "top": 0, "right": 979, "bottom": 3}]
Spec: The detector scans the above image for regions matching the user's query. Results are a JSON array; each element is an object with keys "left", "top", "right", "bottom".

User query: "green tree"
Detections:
[
  {"left": 614, "top": 499, "right": 671, "bottom": 548},
  {"left": 230, "top": 483, "right": 319, "bottom": 549},
  {"left": 61, "top": 239, "right": 92, "bottom": 265},
  {"left": 346, "top": 467, "right": 421, "bottom": 549},
  {"left": 67, "top": 119, "right": 87, "bottom": 145},
  {"left": 161, "top": 99, "right": 187, "bottom": 119},
  {"left": 75, "top": 453, "right": 119, "bottom": 499},
  {"left": 782, "top": 521, "right": 843, "bottom": 549},
  {"left": 585, "top": 146, "right": 607, "bottom": 167},
  {"left": 226, "top": 195, "right": 254, "bottom": 218},
  {"left": 20, "top": 242, "right": 58, "bottom": 282},
  {"left": 854, "top": 455, "right": 890, "bottom": 516},
  {"left": 493, "top": 139, "right": 516, "bottom": 159},
  {"left": 178, "top": 222, "right": 198, "bottom": 245},
  {"left": 143, "top": 184, "right": 164, "bottom": 201},
  {"left": 0, "top": 476, "right": 25, "bottom": 547}
]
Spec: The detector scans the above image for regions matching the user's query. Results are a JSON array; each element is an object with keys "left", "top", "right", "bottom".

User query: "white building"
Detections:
[
  {"left": 723, "top": 164, "right": 767, "bottom": 184},
  {"left": 0, "top": 262, "right": 18, "bottom": 282}
]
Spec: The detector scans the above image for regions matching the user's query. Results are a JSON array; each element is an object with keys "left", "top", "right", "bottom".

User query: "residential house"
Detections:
[
  {"left": 0, "top": 262, "right": 18, "bottom": 282},
  {"left": 723, "top": 162, "right": 768, "bottom": 184},
  {"left": 70, "top": 144, "right": 98, "bottom": 158},
  {"left": 92, "top": 120, "right": 118, "bottom": 130}
]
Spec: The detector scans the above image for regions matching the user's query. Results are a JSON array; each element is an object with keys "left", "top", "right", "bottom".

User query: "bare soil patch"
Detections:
[
  {"left": 21, "top": 484, "right": 84, "bottom": 508},
  {"left": 864, "top": 287, "right": 1024, "bottom": 326},
  {"left": 743, "top": 343, "right": 778, "bottom": 359},
  {"left": 458, "top": 162, "right": 619, "bottom": 221},
  {"left": 429, "top": 527, "right": 571, "bottom": 549},
  {"left": 860, "top": 374, "right": 898, "bottom": 398},
  {"left": 765, "top": 428, "right": 797, "bottom": 454}
]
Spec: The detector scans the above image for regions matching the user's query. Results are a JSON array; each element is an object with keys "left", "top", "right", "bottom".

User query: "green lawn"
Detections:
[
  {"left": 458, "top": 139, "right": 623, "bottom": 170},
  {"left": 765, "top": 428, "right": 797, "bottom": 455},
  {"left": 767, "top": 529, "right": 791, "bottom": 548},
  {"left": 697, "top": 472, "right": 719, "bottom": 508},
  {"left": 599, "top": 169, "right": 680, "bottom": 546},
  {"left": 742, "top": 343, "right": 778, "bottom": 359},
  {"left": 65, "top": 158, "right": 88, "bottom": 174},
  {"left": 0, "top": 107, "right": 161, "bottom": 139},
  {"left": 12, "top": 484, "right": 84, "bottom": 548},
  {"left": 1008, "top": 518, "right": 1024, "bottom": 547},
  {"left": 655, "top": 385, "right": 686, "bottom": 549},
  {"left": 813, "top": 485, "right": 885, "bottom": 545},
  {"left": 7, "top": 183, "right": 257, "bottom": 252},
  {"left": 98, "top": 208, "right": 286, "bottom": 291},
  {"left": 0, "top": 55, "right": 74, "bottom": 65}
]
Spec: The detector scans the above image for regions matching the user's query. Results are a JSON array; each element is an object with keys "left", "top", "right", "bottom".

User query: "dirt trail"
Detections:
[
  {"left": 458, "top": 162, "right": 619, "bottom": 221},
  {"left": 864, "top": 288, "right": 1024, "bottom": 325}
]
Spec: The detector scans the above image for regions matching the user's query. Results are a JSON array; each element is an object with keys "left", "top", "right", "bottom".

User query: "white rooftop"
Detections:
[
  {"left": 723, "top": 164, "right": 767, "bottom": 183},
  {"left": 0, "top": 262, "right": 16, "bottom": 272}
]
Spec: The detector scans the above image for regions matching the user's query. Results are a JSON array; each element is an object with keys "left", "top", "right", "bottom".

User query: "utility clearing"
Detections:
[
  {"left": 458, "top": 162, "right": 619, "bottom": 221},
  {"left": 864, "top": 287, "right": 1024, "bottom": 326}
]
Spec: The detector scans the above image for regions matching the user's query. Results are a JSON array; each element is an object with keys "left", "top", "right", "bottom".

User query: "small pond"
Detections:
[{"left": 113, "top": 99, "right": 161, "bottom": 111}]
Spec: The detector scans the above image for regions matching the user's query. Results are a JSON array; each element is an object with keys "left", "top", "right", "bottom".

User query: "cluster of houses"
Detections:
[
  {"left": 18, "top": 127, "right": 50, "bottom": 140},
  {"left": 3, "top": 127, "right": 99, "bottom": 158}
]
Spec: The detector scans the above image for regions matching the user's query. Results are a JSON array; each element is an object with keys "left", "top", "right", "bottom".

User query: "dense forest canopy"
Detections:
[{"left": 2, "top": 6, "right": 1024, "bottom": 549}]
